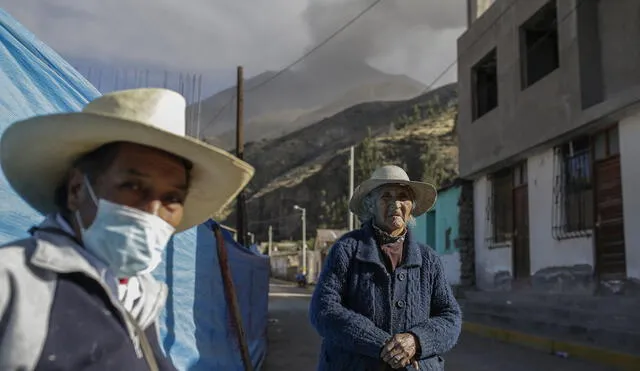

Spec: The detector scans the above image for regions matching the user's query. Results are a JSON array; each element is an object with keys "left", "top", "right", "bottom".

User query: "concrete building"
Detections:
[{"left": 458, "top": 0, "right": 640, "bottom": 292}]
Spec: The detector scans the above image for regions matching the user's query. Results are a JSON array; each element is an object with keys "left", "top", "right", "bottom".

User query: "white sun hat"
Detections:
[
  {"left": 349, "top": 165, "right": 437, "bottom": 218},
  {"left": 0, "top": 88, "right": 254, "bottom": 232}
]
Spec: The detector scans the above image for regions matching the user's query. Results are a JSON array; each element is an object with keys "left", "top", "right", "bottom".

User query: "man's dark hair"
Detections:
[{"left": 54, "top": 142, "right": 193, "bottom": 217}]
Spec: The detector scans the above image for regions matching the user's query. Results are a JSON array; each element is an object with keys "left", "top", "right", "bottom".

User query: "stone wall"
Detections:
[{"left": 456, "top": 180, "right": 475, "bottom": 287}]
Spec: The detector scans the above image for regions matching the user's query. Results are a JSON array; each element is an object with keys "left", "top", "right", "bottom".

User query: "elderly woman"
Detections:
[{"left": 309, "top": 165, "right": 461, "bottom": 370}]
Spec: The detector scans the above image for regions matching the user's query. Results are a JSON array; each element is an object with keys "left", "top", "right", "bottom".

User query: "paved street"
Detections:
[{"left": 263, "top": 280, "right": 621, "bottom": 371}]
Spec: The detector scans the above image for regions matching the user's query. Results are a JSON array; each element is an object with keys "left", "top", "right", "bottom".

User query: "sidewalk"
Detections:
[
  {"left": 459, "top": 290, "right": 640, "bottom": 370},
  {"left": 463, "top": 321, "right": 639, "bottom": 371}
]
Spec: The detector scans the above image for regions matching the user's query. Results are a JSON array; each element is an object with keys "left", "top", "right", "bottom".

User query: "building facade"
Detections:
[
  {"left": 414, "top": 183, "right": 463, "bottom": 285},
  {"left": 458, "top": 0, "right": 640, "bottom": 292}
]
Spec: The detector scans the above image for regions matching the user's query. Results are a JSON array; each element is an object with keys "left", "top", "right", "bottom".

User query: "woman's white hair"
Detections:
[{"left": 357, "top": 186, "right": 417, "bottom": 228}]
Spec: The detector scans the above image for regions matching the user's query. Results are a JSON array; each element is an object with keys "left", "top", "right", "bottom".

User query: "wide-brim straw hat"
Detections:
[
  {"left": 349, "top": 165, "right": 437, "bottom": 218},
  {"left": 0, "top": 88, "right": 254, "bottom": 232}
]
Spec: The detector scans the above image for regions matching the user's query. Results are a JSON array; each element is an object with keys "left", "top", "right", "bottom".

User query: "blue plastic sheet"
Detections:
[
  {"left": 154, "top": 221, "right": 270, "bottom": 370},
  {"left": 0, "top": 8, "right": 100, "bottom": 244},
  {"left": 1, "top": 10, "right": 269, "bottom": 369}
]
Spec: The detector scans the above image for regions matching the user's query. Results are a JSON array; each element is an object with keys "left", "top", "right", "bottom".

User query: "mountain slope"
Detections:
[
  {"left": 242, "top": 83, "right": 456, "bottom": 194},
  {"left": 188, "top": 63, "right": 426, "bottom": 148},
  {"left": 221, "top": 83, "right": 458, "bottom": 240}
]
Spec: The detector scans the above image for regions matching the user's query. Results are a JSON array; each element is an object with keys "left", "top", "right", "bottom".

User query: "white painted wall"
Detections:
[
  {"left": 473, "top": 176, "right": 512, "bottom": 290},
  {"left": 440, "top": 252, "right": 461, "bottom": 286},
  {"left": 619, "top": 113, "right": 640, "bottom": 280},
  {"left": 472, "top": 114, "right": 640, "bottom": 285},
  {"left": 527, "top": 149, "right": 594, "bottom": 274},
  {"left": 473, "top": 151, "right": 598, "bottom": 290}
]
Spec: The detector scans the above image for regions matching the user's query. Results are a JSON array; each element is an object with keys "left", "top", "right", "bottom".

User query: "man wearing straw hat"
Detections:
[
  {"left": 309, "top": 165, "right": 461, "bottom": 370},
  {"left": 0, "top": 88, "right": 254, "bottom": 371}
]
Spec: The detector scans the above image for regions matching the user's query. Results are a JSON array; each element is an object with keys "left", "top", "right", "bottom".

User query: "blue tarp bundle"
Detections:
[
  {"left": 0, "top": 8, "right": 269, "bottom": 370},
  {"left": 154, "top": 220, "right": 269, "bottom": 370},
  {"left": 0, "top": 8, "right": 101, "bottom": 243}
]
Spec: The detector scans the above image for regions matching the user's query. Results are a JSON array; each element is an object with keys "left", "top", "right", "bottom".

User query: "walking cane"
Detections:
[{"left": 213, "top": 224, "right": 254, "bottom": 371}]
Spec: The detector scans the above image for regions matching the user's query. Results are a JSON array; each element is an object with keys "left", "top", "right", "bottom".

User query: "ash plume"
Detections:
[{"left": 300, "top": 0, "right": 466, "bottom": 84}]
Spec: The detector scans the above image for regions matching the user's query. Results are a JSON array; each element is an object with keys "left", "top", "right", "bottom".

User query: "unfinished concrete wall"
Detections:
[{"left": 457, "top": 0, "right": 640, "bottom": 178}]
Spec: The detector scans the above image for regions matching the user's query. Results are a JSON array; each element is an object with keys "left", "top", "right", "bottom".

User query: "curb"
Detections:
[{"left": 463, "top": 322, "right": 640, "bottom": 371}]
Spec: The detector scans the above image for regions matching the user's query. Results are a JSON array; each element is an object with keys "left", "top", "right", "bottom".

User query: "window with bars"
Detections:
[
  {"left": 552, "top": 136, "right": 593, "bottom": 239},
  {"left": 486, "top": 168, "right": 513, "bottom": 245}
]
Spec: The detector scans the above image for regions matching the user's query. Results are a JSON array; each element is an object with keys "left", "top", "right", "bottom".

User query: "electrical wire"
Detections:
[
  {"left": 202, "top": 0, "right": 384, "bottom": 130},
  {"left": 419, "top": 0, "right": 587, "bottom": 94}
]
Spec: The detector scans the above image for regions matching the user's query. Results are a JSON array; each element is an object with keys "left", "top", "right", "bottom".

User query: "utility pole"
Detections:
[
  {"left": 302, "top": 208, "right": 306, "bottom": 275},
  {"left": 268, "top": 225, "right": 273, "bottom": 256},
  {"left": 348, "top": 145, "right": 355, "bottom": 231},
  {"left": 235, "top": 66, "right": 246, "bottom": 246},
  {"left": 195, "top": 74, "right": 203, "bottom": 139},
  {"left": 294, "top": 205, "right": 307, "bottom": 274}
]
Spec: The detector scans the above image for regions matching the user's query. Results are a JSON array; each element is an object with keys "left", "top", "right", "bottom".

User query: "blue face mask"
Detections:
[{"left": 75, "top": 177, "right": 175, "bottom": 278}]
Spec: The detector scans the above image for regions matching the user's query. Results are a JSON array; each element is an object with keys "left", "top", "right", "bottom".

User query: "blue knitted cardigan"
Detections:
[{"left": 309, "top": 223, "right": 461, "bottom": 370}]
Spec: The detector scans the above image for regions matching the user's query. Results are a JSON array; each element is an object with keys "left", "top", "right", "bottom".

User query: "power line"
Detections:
[
  {"left": 202, "top": 0, "right": 513, "bottom": 133},
  {"left": 202, "top": 0, "right": 384, "bottom": 131},
  {"left": 204, "top": 0, "right": 509, "bottom": 130},
  {"left": 205, "top": 0, "right": 585, "bottom": 142},
  {"left": 247, "top": 0, "right": 383, "bottom": 94},
  {"left": 205, "top": 94, "right": 236, "bottom": 131},
  {"left": 419, "top": 0, "right": 519, "bottom": 94}
]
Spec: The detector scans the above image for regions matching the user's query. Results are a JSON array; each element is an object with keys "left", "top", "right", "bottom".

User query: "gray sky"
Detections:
[{"left": 1, "top": 0, "right": 466, "bottom": 91}]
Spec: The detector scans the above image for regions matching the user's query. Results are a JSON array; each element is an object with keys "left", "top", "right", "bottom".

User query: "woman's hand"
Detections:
[{"left": 380, "top": 333, "right": 419, "bottom": 369}]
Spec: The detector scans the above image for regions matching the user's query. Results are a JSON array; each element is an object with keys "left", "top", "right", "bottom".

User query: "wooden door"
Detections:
[
  {"left": 512, "top": 184, "right": 531, "bottom": 279},
  {"left": 592, "top": 126, "right": 626, "bottom": 278},
  {"left": 594, "top": 155, "right": 626, "bottom": 277}
]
